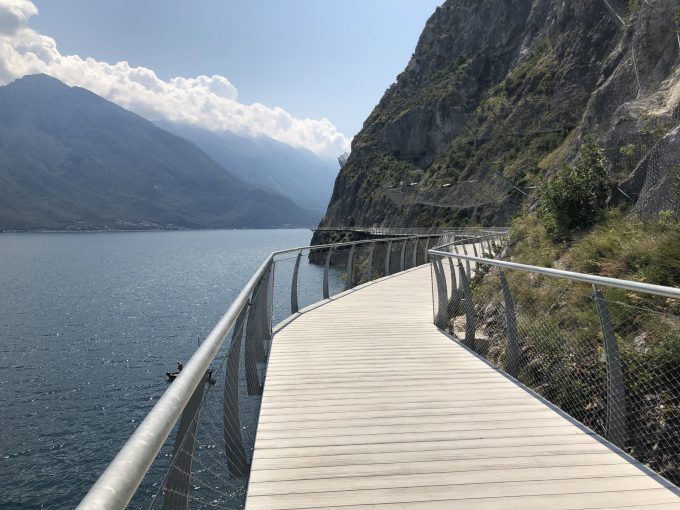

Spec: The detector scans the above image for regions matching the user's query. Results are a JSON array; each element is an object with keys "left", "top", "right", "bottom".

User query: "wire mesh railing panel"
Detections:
[
  {"left": 388, "top": 240, "right": 403, "bottom": 275},
  {"left": 348, "top": 243, "right": 370, "bottom": 288},
  {"left": 295, "top": 249, "right": 330, "bottom": 311},
  {"left": 430, "top": 249, "right": 680, "bottom": 488},
  {"left": 145, "top": 326, "right": 250, "bottom": 510},
  {"left": 404, "top": 239, "right": 416, "bottom": 271},
  {"left": 270, "top": 253, "right": 297, "bottom": 325},
  {"left": 371, "top": 242, "right": 388, "bottom": 281},
  {"left": 603, "top": 298, "right": 680, "bottom": 483},
  {"left": 142, "top": 260, "right": 279, "bottom": 510}
]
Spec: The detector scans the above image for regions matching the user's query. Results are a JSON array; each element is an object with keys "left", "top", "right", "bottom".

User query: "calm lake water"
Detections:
[{"left": 0, "top": 229, "right": 316, "bottom": 509}]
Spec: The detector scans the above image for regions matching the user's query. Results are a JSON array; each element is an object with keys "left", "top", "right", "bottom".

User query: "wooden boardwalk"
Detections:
[{"left": 246, "top": 262, "right": 680, "bottom": 510}]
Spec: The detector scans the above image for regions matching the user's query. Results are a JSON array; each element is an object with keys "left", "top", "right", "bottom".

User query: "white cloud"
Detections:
[
  {"left": 0, "top": 0, "right": 35, "bottom": 35},
  {"left": 0, "top": 0, "right": 350, "bottom": 158}
]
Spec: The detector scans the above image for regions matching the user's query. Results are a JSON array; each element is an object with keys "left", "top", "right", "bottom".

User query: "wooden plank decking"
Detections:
[{"left": 246, "top": 260, "right": 680, "bottom": 510}]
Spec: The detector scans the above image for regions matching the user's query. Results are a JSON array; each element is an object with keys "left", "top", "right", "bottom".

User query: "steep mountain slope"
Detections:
[
  {"left": 320, "top": 0, "right": 680, "bottom": 228},
  {"left": 156, "top": 122, "right": 338, "bottom": 215},
  {"left": 0, "top": 74, "right": 316, "bottom": 230}
]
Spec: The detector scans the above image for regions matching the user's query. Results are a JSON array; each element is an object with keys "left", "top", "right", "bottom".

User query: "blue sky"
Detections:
[{"left": 30, "top": 0, "right": 443, "bottom": 139}]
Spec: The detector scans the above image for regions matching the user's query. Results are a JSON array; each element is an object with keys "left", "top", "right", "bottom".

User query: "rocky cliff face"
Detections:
[{"left": 320, "top": 0, "right": 680, "bottom": 228}]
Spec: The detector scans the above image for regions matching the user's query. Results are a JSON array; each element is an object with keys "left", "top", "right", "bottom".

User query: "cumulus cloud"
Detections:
[
  {"left": 0, "top": 0, "right": 350, "bottom": 157},
  {"left": 0, "top": 0, "right": 35, "bottom": 35}
]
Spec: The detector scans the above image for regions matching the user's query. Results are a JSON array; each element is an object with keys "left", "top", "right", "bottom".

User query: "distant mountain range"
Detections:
[
  {"left": 156, "top": 122, "right": 338, "bottom": 214},
  {"left": 0, "top": 74, "right": 326, "bottom": 231}
]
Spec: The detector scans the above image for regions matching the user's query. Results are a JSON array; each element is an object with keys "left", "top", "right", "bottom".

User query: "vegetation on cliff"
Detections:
[{"left": 320, "top": 0, "right": 679, "bottom": 228}]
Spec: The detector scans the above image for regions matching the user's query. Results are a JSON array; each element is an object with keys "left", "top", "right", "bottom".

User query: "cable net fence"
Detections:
[
  {"left": 431, "top": 249, "right": 680, "bottom": 486},
  {"left": 119, "top": 231, "right": 501, "bottom": 509},
  {"left": 384, "top": 173, "right": 515, "bottom": 210}
]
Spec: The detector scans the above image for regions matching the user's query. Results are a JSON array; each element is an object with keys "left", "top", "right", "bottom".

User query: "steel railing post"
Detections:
[
  {"left": 345, "top": 245, "right": 356, "bottom": 290},
  {"left": 593, "top": 285, "right": 628, "bottom": 446},
  {"left": 385, "top": 240, "right": 392, "bottom": 276},
  {"left": 162, "top": 370, "right": 210, "bottom": 510},
  {"left": 461, "top": 243, "right": 472, "bottom": 279},
  {"left": 434, "top": 257, "right": 448, "bottom": 329},
  {"left": 222, "top": 305, "right": 250, "bottom": 477},
  {"left": 459, "top": 262, "right": 476, "bottom": 351},
  {"left": 499, "top": 270, "right": 520, "bottom": 378},
  {"left": 412, "top": 237, "right": 419, "bottom": 268},
  {"left": 267, "top": 262, "right": 275, "bottom": 336},
  {"left": 399, "top": 240, "right": 407, "bottom": 272},
  {"left": 448, "top": 257, "right": 457, "bottom": 294},
  {"left": 323, "top": 248, "right": 332, "bottom": 299},
  {"left": 448, "top": 258, "right": 461, "bottom": 320},
  {"left": 290, "top": 251, "right": 302, "bottom": 314},
  {"left": 245, "top": 276, "right": 266, "bottom": 396}
]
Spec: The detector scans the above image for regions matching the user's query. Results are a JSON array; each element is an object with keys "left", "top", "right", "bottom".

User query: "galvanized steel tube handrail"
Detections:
[
  {"left": 272, "top": 231, "right": 448, "bottom": 258},
  {"left": 314, "top": 226, "right": 507, "bottom": 235},
  {"left": 428, "top": 249, "right": 680, "bottom": 300},
  {"left": 432, "top": 232, "right": 503, "bottom": 251},
  {"left": 77, "top": 229, "right": 480, "bottom": 510}
]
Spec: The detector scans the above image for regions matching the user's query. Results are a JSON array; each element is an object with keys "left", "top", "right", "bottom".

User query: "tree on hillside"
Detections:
[{"left": 541, "top": 137, "right": 608, "bottom": 235}]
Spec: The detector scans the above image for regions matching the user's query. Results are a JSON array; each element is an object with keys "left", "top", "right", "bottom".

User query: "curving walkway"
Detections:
[{"left": 245, "top": 264, "right": 680, "bottom": 510}]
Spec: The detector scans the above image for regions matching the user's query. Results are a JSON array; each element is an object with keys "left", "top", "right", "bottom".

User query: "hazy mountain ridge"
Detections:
[
  {"left": 156, "top": 121, "right": 338, "bottom": 214},
  {"left": 319, "top": 0, "right": 680, "bottom": 228},
  {"left": 0, "top": 74, "right": 317, "bottom": 230}
]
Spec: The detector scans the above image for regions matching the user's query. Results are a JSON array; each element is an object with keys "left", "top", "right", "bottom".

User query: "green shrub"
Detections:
[{"left": 541, "top": 138, "right": 608, "bottom": 235}]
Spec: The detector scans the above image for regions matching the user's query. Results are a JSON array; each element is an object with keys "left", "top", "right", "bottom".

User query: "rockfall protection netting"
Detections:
[
  {"left": 384, "top": 172, "right": 517, "bottom": 210},
  {"left": 125, "top": 233, "right": 474, "bottom": 510},
  {"left": 616, "top": 132, "right": 680, "bottom": 218},
  {"left": 431, "top": 248, "right": 680, "bottom": 486}
]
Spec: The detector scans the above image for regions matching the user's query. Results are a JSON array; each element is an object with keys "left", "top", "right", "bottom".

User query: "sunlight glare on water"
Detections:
[{"left": 0, "top": 229, "right": 314, "bottom": 510}]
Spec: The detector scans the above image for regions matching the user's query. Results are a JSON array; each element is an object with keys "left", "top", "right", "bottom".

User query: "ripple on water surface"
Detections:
[{"left": 0, "top": 229, "right": 314, "bottom": 510}]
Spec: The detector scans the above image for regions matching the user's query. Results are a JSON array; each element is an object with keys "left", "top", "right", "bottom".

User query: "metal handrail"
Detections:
[
  {"left": 433, "top": 232, "right": 503, "bottom": 251},
  {"left": 76, "top": 229, "right": 492, "bottom": 510},
  {"left": 271, "top": 231, "right": 457, "bottom": 256},
  {"left": 314, "top": 226, "right": 507, "bottom": 236},
  {"left": 428, "top": 249, "right": 680, "bottom": 300}
]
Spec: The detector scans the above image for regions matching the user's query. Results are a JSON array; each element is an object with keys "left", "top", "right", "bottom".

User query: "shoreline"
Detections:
[{"left": 0, "top": 226, "right": 315, "bottom": 234}]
